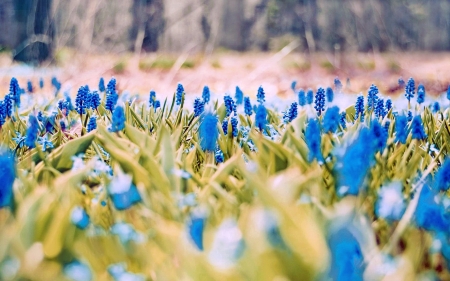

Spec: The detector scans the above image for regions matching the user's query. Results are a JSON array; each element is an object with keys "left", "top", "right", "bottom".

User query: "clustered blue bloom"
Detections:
[
  {"left": 371, "top": 119, "right": 387, "bottom": 152},
  {"left": 398, "top": 78, "right": 405, "bottom": 88},
  {"left": 306, "top": 89, "right": 314, "bottom": 105},
  {"left": 4, "top": 95, "right": 12, "bottom": 118},
  {"left": 434, "top": 158, "right": 450, "bottom": 191},
  {"left": 257, "top": 86, "right": 265, "bottom": 104},
  {"left": 199, "top": 112, "right": 219, "bottom": 152},
  {"left": 314, "top": 87, "right": 325, "bottom": 116},
  {"left": 244, "top": 97, "right": 253, "bottom": 116},
  {"left": 447, "top": 85, "right": 450, "bottom": 101},
  {"left": 355, "top": 95, "right": 365, "bottom": 122},
  {"left": 88, "top": 91, "right": 101, "bottom": 110},
  {"left": 27, "top": 80, "right": 33, "bottom": 93},
  {"left": 149, "top": 90, "right": 156, "bottom": 107},
  {"left": 202, "top": 86, "right": 210, "bottom": 104},
  {"left": 188, "top": 216, "right": 205, "bottom": 251},
  {"left": 291, "top": 80, "right": 297, "bottom": 91},
  {"left": 231, "top": 116, "right": 239, "bottom": 137},
  {"left": 305, "top": 118, "right": 322, "bottom": 162},
  {"left": 375, "top": 98, "right": 385, "bottom": 119},
  {"left": 99, "top": 77, "right": 105, "bottom": 92},
  {"left": 222, "top": 119, "right": 228, "bottom": 135},
  {"left": 367, "top": 84, "right": 379, "bottom": 111},
  {"left": 10, "top": 77, "right": 20, "bottom": 108},
  {"left": 255, "top": 104, "right": 267, "bottom": 131},
  {"left": 39, "top": 78, "right": 44, "bottom": 89},
  {"left": 176, "top": 83, "right": 184, "bottom": 106},
  {"left": 106, "top": 78, "right": 118, "bottom": 112},
  {"left": 432, "top": 101, "right": 440, "bottom": 113},
  {"left": 298, "top": 89, "right": 306, "bottom": 106},
  {"left": 323, "top": 106, "right": 340, "bottom": 133},
  {"left": 0, "top": 148, "right": 16, "bottom": 208},
  {"left": 51, "top": 77, "right": 61, "bottom": 93},
  {"left": 340, "top": 112, "right": 347, "bottom": 129},
  {"left": 411, "top": 115, "right": 427, "bottom": 140},
  {"left": 395, "top": 115, "right": 408, "bottom": 144},
  {"left": 415, "top": 183, "right": 450, "bottom": 232},
  {"left": 193, "top": 98, "right": 205, "bottom": 117},
  {"left": 25, "top": 114, "right": 39, "bottom": 148},
  {"left": 87, "top": 116, "right": 97, "bottom": 132},
  {"left": 283, "top": 102, "right": 298, "bottom": 123},
  {"left": 235, "top": 86, "right": 243, "bottom": 105},
  {"left": 326, "top": 87, "right": 334, "bottom": 103},
  {"left": 0, "top": 101, "right": 5, "bottom": 126},
  {"left": 224, "top": 95, "right": 236, "bottom": 117},
  {"left": 76, "top": 85, "right": 89, "bottom": 115},
  {"left": 110, "top": 106, "right": 125, "bottom": 132},
  {"left": 385, "top": 99, "right": 392, "bottom": 112},
  {"left": 417, "top": 84, "right": 425, "bottom": 104},
  {"left": 405, "top": 77, "right": 415, "bottom": 102},
  {"left": 334, "top": 77, "right": 343, "bottom": 93},
  {"left": 215, "top": 149, "right": 224, "bottom": 163},
  {"left": 38, "top": 134, "right": 54, "bottom": 152}
]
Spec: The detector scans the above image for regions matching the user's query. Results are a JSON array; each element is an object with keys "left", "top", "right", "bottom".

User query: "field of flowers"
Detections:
[{"left": 0, "top": 76, "right": 450, "bottom": 281}]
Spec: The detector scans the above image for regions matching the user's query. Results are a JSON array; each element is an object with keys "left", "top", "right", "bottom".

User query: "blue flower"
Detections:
[
  {"left": 291, "top": 80, "right": 297, "bottom": 91},
  {"left": 385, "top": 99, "right": 392, "bottom": 113},
  {"left": 9, "top": 77, "right": 20, "bottom": 108},
  {"left": 111, "top": 106, "right": 125, "bottom": 132},
  {"left": 99, "top": 77, "right": 105, "bottom": 92},
  {"left": 375, "top": 181, "right": 406, "bottom": 221},
  {"left": 76, "top": 85, "right": 89, "bottom": 115},
  {"left": 149, "top": 90, "right": 156, "bottom": 107},
  {"left": 235, "top": 86, "right": 243, "bottom": 105},
  {"left": 38, "top": 134, "right": 54, "bottom": 152},
  {"left": 305, "top": 119, "right": 322, "bottom": 162},
  {"left": 0, "top": 101, "right": 5, "bottom": 126},
  {"left": 224, "top": 95, "right": 236, "bottom": 117},
  {"left": 340, "top": 112, "right": 347, "bottom": 129},
  {"left": 154, "top": 100, "right": 161, "bottom": 111},
  {"left": 257, "top": 86, "right": 265, "bottom": 104},
  {"left": 375, "top": 98, "right": 385, "bottom": 119},
  {"left": 334, "top": 77, "right": 343, "bottom": 93},
  {"left": 367, "top": 84, "right": 379, "bottom": 111},
  {"left": 51, "top": 77, "right": 61, "bottom": 93},
  {"left": 326, "top": 87, "right": 334, "bottom": 103},
  {"left": 64, "top": 93, "right": 74, "bottom": 111},
  {"left": 298, "top": 89, "right": 306, "bottom": 106},
  {"left": 12, "top": 132, "right": 25, "bottom": 148},
  {"left": 398, "top": 78, "right": 405, "bottom": 88},
  {"left": 0, "top": 148, "right": 16, "bottom": 208},
  {"left": 60, "top": 120, "right": 66, "bottom": 131},
  {"left": 215, "top": 149, "right": 224, "bottom": 163},
  {"left": 327, "top": 227, "right": 365, "bottom": 281},
  {"left": 108, "top": 172, "right": 142, "bottom": 210},
  {"left": 70, "top": 206, "right": 90, "bottom": 229},
  {"left": 244, "top": 97, "right": 252, "bottom": 116},
  {"left": 415, "top": 184, "right": 450, "bottom": 232},
  {"left": 355, "top": 95, "right": 364, "bottom": 122},
  {"left": 314, "top": 87, "right": 325, "bottom": 116},
  {"left": 434, "top": 158, "right": 450, "bottom": 191},
  {"left": 187, "top": 216, "right": 205, "bottom": 251},
  {"left": 395, "top": 115, "right": 408, "bottom": 144},
  {"left": 222, "top": 119, "right": 228, "bottom": 135},
  {"left": 306, "top": 89, "right": 314, "bottom": 105},
  {"left": 417, "top": 84, "right": 425, "bottom": 104},
  {"left": 432, "top": 101, "right": 440, "bottom": 113},
  {"left": 202, "top": 86, "right": 210, "bottom": 104},
  {"left": 39, "top": 78, "right": 44, "bottom": 89},
  {"left": 255, "top": 104, "right": 267, "bottom": 131},
  {"left": 411, "top": 115, "right": 426, "bottom": 140},
  {"left": 199, "top": 112, "right": 219, "bottom": 152},
  {"left": 231, "top": 116, "right": 238, "bottom": 137},
  {"left": 89, "top": 91, "right": 101, "bottom": 110},
  {"left": 384, "top": 121, "right": 390, "bottom": 133},
  {"left": 283, "top": 102, "right": 298, "bottom": 123},
  {"left": 176, "top": 83, "right": 184, "bottom": 105},
  {"left": 405, "top": 77, "right": 415, "bottom": 102},
  {"left": 193, "top": 98, "right": 205, "bottom": 117},
  {"left": 323, "top": 106, "right": 340, "bottom": 133},
  {"left": 371, "top": 119, "right": 387, "bottom": 152},
  {"left": 106, "top": 78, "right": 118, "bottom": 112},
  {"left": 4, "top": 95, "right": 12, "bottom": 118},
  {"left": 63, "top": 261, "right": 92, "bottom": 281},
  {"left": 25, "top": 115, "right": 39, "bottom": 148},
  {"left": 27, "top": 80, "right": 33, "bottom": 93},
  {"left": 447, "top": 85, "right": 450, "bottom": 101},
  {"left": 87, "top": 116, "right": 97, "bottom": 132}
]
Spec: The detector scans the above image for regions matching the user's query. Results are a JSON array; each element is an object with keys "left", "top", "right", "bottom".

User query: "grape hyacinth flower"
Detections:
[
  {"left": 4, "top": 95, "right": 12, "bottom": 118},
  {"left": 415, "top": 183, "right": 450, "bottom": 232},
  {"left": 405, "top": 78, "right": 415, "bottom": 107},
  {"left": 89, "top": 91, "right": 101, "bottom": 110},
  {"left": 255, "top": 104, "right": 267, "bottom": 131},
  {"left": 215, "top": 149, "right": 224, "bottom": 163},
  {"left": 99, "top": 77, "right": 105, "bottom": 92},
  {"left": 334, "top": 77, "right": 343, "bottom": 93},
  {"left": 187, "top": 215, "right": 205, "bottom": 251},
  {"left": 51, "top": 77, "right": 61, "bottom": 93},
  {"left": 432, "top": 101, "right": 440, "bottom": 113},
  {"left": 108, "top": 171, "right": 142, "bottom": 210},
  {"left": 367, "top": 84, "right": 379, "bottom": 111},
  {"left": 305, "top": 119, "right": 322, "bottom": 163},
  {"left": 411, "top": 115, "right": 427, "bottom": 140},
  {"left": 224, "top": 95, "right": 236, "bottom": 117},
  {"left": 222, "top": 119, "right": 229, "bottom": 135},
  {"left": 244, "top": 97, "right": 252, "bottom": 116},
  {"left": 25, "top": 115, "right": 39, "bottom": 148},
  {"left": 385, "top": 99, "right": 392, "bottom": 113},
  {"left": 340, "top": 112, "right": 347, "bottom": 129},
  {"left": 235, "top": 86, "right": 243, "bottom": 105},
  {"left": 76, "top": 85, "right": 89, "bottom": 115},
  {"left": 71, "top": 206, "right": 90, "bottom": 229},
  {"left": 417, "top": 84, "right": 425, "bottom": 105},
  {"left": 110, "top": 106, "right": 125, "bottom": 132},
  {"left": 326, "top": 87, "right": 334, "bottom": 103},
  {"left": 395, "top": 115, "right": 408, "bottom": 144},
  {"left": 384, "top": 121, "right": 390, "bottom": 133},
  {"left": 193, "top": 98, "right": 205, "bottom": 117},
  {"left": 27, "top": 80, "right": 33, "bottom": 93},
  {"left": 283, "top": 102, "right": 298, "bottom": 123},
  {"left": 434, "top": 158, "right": 450, "bottom": 192},
  {"left": 323, "top": 106, "right": 340, "bottom": 133},
  {"left": 10, "top": 77, "right": 20, "bottom": 108},
  {"left": 231, "top": 116, "right": 238, "bottom": 137},
  {"left": 398, "top": 78, "right": 405, "bottom": 88},
  {"left": 39, "top": 78, "right": 44, "bottom": 89},
  {"left": 371, "top": 120, "right": 387, "bottom": 152},
  {"left": 375, "top": 99, "right": 385, "bottom": 119},
  {"left": 447, "top": 85, "right": 450, "bottom": 101},
  {"left": 314, "top": 87, "right": 325, "bottom": 116},
  {"left": 87, "top": 116, "right": 97, "bottom": 132},
  {"left": 149, "top": 90, "right": 156, "bottom": 107},
  {"left": 154, "top": 100, "right": 161, "bottom": 111},
  {"left": 38, "top": 134, "right": 54, "bottom": 152},
  {"left": 202, "top": 86, "right": 210, "bottom": 104},
  {"left": 60, "top": 120, "right": 66, "bottom": 131},
  {"left": 176, "top": 83, "right": 184, "bottom": 106},
  {"left": 257, "top": 86, "right": 265, "bottom": 104},
  {"left": 199, "top": 112, "right": 219, "bottom": 152},
  {"left": 106, "top": 78, "right": 118, "bottom": 112},
  {"left": 306, "top": 89, "right": 314, "bottom": 105},
  {"left": 0, "top": 148, "right": 16, "bottom": 208},
  {"left": 298, "top": 89, "right": 306, "bottom": 106},
  {"left": 0, "top": 101, "right": 5, "bottom": 126},
  {"left": 291, "top": 80, "right": 297, "bottom": 91}
]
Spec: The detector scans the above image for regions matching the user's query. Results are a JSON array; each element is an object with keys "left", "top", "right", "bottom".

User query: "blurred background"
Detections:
[{"left": 1, "top": 0, "right": 450, "bottom": 96}]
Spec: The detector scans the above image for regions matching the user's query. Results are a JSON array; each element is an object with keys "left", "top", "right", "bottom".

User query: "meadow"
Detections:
[{"left": 0, "top": 74, "right": 450, "bottom": 281}]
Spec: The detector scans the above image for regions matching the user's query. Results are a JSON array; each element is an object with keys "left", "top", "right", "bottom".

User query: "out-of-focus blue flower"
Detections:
[
  {"left": 99, "top": 77, "right": 105, "bottom": 92},
  {"left": 108, "top": 172, "right": 141, "bottom": 210},
  {"left": 340, "top": 112, "right": 347, "bottom": 129},
  {"left": 193, "top": 98, "right": 205, "bottom": 117},
  {"left": 70, "top": 206, "right": 90, "bottom": 229},
  {"left": 367, "top": 84, "right": 379, "bottom": 111},
  {"left": 235, "top": 86, "right": 243, "bottom": 105},
  {"left": 305, "top": 118, "right": 322, "bottom": 162},
  {"left": 111, "top": 222, "right": 144, "bottom": 244},
  {"left": 434, "top": 158, "right": 450, "bottom": 191},
  {"left": 111, "top": 106, "right": 125, "bottom": 132},
  {"left": 291, "top": 80, "right": 297, "bottom": 91},
  {"left": 398, "top": 78, "right": 405, "bottom": 88},
  {"left": 27, "top": 80, "right": 33, "bottom": 93},
  {"left": 176, "top": 83, "right": 184, "bottom": 105},
  {"left": 283, "top": 102, "right": 298, "bottom": 123},
  {"left": 334, "top": 77, "right": 343, "bottom": 93},
  {"left": 323, "top": 106, "right": 340, "bottom": 133},
  {"left": 222, "top": 119, "right": 228, "bottom": 135},
  {"left": 154, "top": 100, "right": 161, "bottom": 111},
  {"left": 255, "top": 104, "right": 267, "bottom": 131},
  {"left": 244, "top": 97, "right": 252, "bottom": 116},
  {"left": 224, "top": 95, "right": 236, "bottom": 117},
  {"left": 407, "top": 111, "right": 413, "bottom": 121},
  {"left": 215, "top": 149, "right": 224, "bottom": 163},
  {"left": 395, "top": 115, "right": 408, "bottom": 144},
  {"left": 385, "top": 99, "right": 392, "bottom": 113},
  {"left": 335, "top": 127, "right": 374, "bottom": 196},
  {"left": 208, "top": 219, "right": 245, "bottom": 269},
  {"left": 432, "top": 101, "right": 440, "bottom": 113},
  {"left": 314, "top": 87, "right": 325, "bottom": 116},
  {"left": 447, "top": 85, "right": 450, "bottom": 101},
  {"left": 231, "top": 116, "right": 238, "bottom": 137},
  {"left": 39, "top": 78, "right": 44, "bottom": 89},
  {"left": 199, "top": 112, "right": 219, "bottom": 152},
  {"left": 149, "top": 90, "right": 156, "bottom": 107},
  {"left": 0, "top": 148, "right": 16, "bottom": 208},
  {"left": 415, "top": 184, "right": 450, "bottom": 232},
  {"left": 405, "top": 77, "right": 415, "bottom": 102},
  {"left": 257, "top": 86, "right": 265, "bottom": 104},
  {"left": 76, "top": 85, "right": 89, "bottom": 115},
  {"left": 43, "top": 113, "right": 56, "bottom": 133},
  {"left": 63, "top": 261, "right": 92, "bottom": 281},
  {"left": 298, "top": 89, "right": 306, "bottom": 106},
  {"left": 376, "top": 181, "right": 406, "bottom": 221},
  {"left": 202, "top": 86, "right": 210, "bottom": 104},
  {"left": 12, "top": 132, "right": 25, "bottom": 148},
  {"left": 306, "top": 89, "right": 314, "bottom": 105},
  {"left": 375, "top": 99, "right": 385, "bottom": 119},
  {"left": 87, "top": 116, "right": 97, "bottom": 132},
  {"left": 355, "top": 95, "right": 365, "bottom": 122},
  {"left": 108, "top": 263, "right": 145, "bottom": 281},
  {"left": 371, "top": 119, "right": 387, "bottom": 152},
  {"left": 51, "top": 77, "right": 61, "bottom": 93},
  {"left": 326, "top": 87, "right": 334, "bottom": 103},
  {"left": 411, "top": 115, "right": 427, "bottom": 140},
  {"left": 65, "top": 93, "right": 74, "bottom": 111},
  {"left": 327, "top": 227, "right": 365, "bottom": 281},
  {"left": 38, "top": 134, "right": 54, "bottom": 152},
  {"left": 9, "top": 77, "right": 20, "bottom": 108},
  {"left": 25, "top": 115, "right": 39, "bottom": 148},
  {"left": 106, "top": 78, "right": 118, "bottom": 112},
  {"left": 417, "top": 84, "right": 425, "bottom": 104},
  {"left": 60, "top": 120, "right": 66, "bottom": 131},
  {"left": 187, "top": 216, "right": 205, "bottom": 251}
]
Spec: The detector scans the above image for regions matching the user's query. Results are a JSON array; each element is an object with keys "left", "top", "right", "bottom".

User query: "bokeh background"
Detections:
[{"left": 1, "top": 0, "right": 450, "bottom": 96}]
